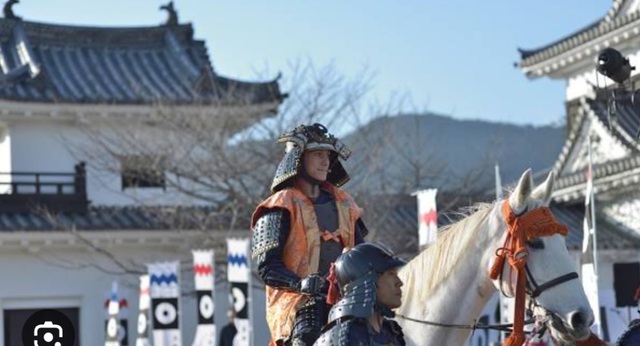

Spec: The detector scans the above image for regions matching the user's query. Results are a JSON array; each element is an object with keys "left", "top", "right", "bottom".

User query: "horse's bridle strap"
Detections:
[
  {"left": 490, "top": 200, "right": 572, "bottom": 346},
  {"left": 525, "top": 265, "right": 579, "bottom": 298}
]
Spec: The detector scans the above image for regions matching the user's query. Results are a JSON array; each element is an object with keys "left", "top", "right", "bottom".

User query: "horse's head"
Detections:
[{"left": 493, "top": 169, "right": 594, "bottom": 343}]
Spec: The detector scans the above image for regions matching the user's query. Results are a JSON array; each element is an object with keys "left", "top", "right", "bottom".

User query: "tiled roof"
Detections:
[
  {"left": 0, "top": 19, "right": 283, "bottom": 106},
  {"left": 553, "top": 97, "right": 640, "bottom": 190},
  {"left": 587, "top": 97, "right": 640, "bottom": 146},
  {"left": 555, "top": 155, "right": 640, "bottom": 190},
  {"left": 518, "top": 10, "right": 640, "bottom": 68},
  {"left": 551, "top": 202, "right": 640, "bottom": 251},
  {"left": 0, "top": 205, "right": 236, "bottom": 231},
  {"left": 2, "top": 196, "right": 638, "bottom": 253}
]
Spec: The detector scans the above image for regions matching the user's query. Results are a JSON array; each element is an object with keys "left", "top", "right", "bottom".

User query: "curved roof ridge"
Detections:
[
  {"left": 518, "top": 9, "right": 640, "bottom": 67},
  {"left": 0, "top": 18, "right": 284, "bottom": 106}
]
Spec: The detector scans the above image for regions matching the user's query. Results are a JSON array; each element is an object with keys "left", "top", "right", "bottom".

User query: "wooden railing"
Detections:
[{"left": 0, "top": 162, "right": 89, "bottom": 213}]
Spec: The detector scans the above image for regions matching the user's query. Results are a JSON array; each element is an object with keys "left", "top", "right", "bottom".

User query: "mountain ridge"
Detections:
[{"left": 342, "top": 113, "right": 566, "bottom": 193}]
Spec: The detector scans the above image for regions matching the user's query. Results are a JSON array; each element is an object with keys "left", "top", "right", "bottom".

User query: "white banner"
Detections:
[
  {"left": 582, "top": 137, "right": 601, "bottom": 336},
  {"left": 105, "top": 281, "right": 121, "bottom": 346},
  {"left": 136, "top": 275, "right": 151, "bottom": 346},
  {"left": 149, "top": 261, "right": 182, "bottom": 346},
  {"left": 192, "top": 249, "right": 216, "bottom": 346},
  {"left": 415, "top": 188, "right": 438, "bottom": 247},
  {"left": 227, "top": 238, "right": 251, "bottom": 346}
]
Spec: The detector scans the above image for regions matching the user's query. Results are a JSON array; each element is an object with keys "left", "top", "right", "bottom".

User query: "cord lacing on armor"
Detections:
[{"left": 326, "top": 262, "right": 340, "bottom": 305}]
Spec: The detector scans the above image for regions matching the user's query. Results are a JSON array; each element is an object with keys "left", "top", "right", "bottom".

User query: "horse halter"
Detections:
[
  {"left": 524, "top": 263, "right": 579, "bottom": 299},
  {"left": 395, "top": 199, "right": 581, "bottom": 343},
  {"left": 493, "top": 202, "right": 578, "bottom": 298},
  {"left": 489, "top": 200, "right": 578, "bottom": 346}
]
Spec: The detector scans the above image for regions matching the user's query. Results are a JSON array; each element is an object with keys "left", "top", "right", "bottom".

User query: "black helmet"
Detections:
[
  {"left": 328, "top": 243, "right": 406, "bottom": 321},
  {"left": 617, "top": 320, "right": 640, "bottom": 346},
  {"left": 270, "top": 123, "right": 351, "bottom": 193}
]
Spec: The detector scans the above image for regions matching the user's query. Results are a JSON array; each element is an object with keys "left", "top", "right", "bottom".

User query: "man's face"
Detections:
[
  {"left": 376, "top": 268, "right": 403, "bottom": 309},
  {"left": 302, "top": 149, "right": 331, "bottom": 181}
]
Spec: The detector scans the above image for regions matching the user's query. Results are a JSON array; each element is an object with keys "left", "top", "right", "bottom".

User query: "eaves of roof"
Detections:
[
  {"left": 518, "top": 11, "right": 640, "bottom": 68},
  {"left": 0, "top": 19, "right": 285, "bottom": 107}
]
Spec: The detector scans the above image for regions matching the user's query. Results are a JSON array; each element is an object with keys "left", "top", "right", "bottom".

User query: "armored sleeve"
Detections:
[
  {"left": 251, "top": 209, "right": 301, "bottom": 291},
  {"left": 354, "top": 218, "right": 368, "bottom": 244}
]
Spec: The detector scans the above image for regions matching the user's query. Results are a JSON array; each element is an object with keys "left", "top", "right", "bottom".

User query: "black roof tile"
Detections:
[
  {"left": 555, "top": 155, "right": 640, "bottom": 190},
  {"left": 518, "top": 10, "right": 640, "bottom": 68},
  {"left": 0, "top": 19, "right": 283, "bottom": 106},
  {"left": 587, "top": 97, "right": 640, "bottom": 144}
]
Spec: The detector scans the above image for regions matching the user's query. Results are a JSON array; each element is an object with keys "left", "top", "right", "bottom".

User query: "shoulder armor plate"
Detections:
[{"left": 251, "top": 210, "right": 284, "bottom": 259}]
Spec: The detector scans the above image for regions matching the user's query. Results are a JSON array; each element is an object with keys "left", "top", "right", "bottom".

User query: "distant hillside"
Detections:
[{"left": 342, "top": 113, "right": 566, "bottom": 194}]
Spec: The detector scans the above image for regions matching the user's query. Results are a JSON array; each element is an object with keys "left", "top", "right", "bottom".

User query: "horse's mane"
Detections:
[{"left": 399, "top": 203, "right": 495, "bottom": 304}]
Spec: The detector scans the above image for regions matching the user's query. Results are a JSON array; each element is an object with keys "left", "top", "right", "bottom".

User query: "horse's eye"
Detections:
[{"left": 527, "top": 238, "right": 545, "bottom": 250}]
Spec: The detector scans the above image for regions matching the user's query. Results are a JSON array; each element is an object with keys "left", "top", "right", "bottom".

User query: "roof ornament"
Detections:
[
  {"left": 159, "top": 1, "right": 178, "bottom": 26},
  {"left": 3, "top": 0, "right": 21, "bottom": 20},
  {"left": 595, "top": 47, "right": 640, "bottom": 138}
]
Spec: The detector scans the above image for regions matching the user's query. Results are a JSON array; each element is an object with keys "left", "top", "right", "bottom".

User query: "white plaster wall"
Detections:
[
  {"left": 0, "top": 122, "right": 11, "bottom": 194},
  {"left": 561, "top": 116, "right": 630, "bottom": 176},
  {"left": 9, "top": 120, "right": 76, "bottom": 173},
  {"left": 8, "top": 119, "right": 220, "bottom": 206},
  {"left": 566, "top": 69, "right": 599, "bottom": 101},
  {"left": 0, "top": 239, "right": 269, "bottom": 346}
]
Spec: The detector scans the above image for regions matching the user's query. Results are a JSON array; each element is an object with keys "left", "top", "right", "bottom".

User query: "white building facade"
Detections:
[{"left": 0, "top": 4, "right": 282, "bottom": 345}]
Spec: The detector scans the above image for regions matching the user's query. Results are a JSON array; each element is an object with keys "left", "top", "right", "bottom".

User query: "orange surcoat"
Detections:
[{"left": 251, "top": 185, "right": 362, "bottom": 344}]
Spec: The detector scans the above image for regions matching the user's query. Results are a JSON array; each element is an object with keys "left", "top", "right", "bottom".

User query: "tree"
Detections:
[{"left": 59, "top": 59, "right": 492, "bottom": 267}]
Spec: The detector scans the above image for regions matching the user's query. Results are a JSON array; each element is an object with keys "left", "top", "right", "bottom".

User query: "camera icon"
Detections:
[
  {"left": 21, "top": 309, "right": 75, "bottom": 346},
  {"left": 33, "top": 321, "right": 63, "bottom": 346}
]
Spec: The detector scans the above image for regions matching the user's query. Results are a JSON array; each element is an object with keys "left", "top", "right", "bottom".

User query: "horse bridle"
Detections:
[
  {"left": 524, "top": 263, "right": 579, "bottom": 299},
  {"left": 395, "top": 262, "right": 579, "bottom": 332},
  {"left": 397, "top": 202, "right": 580, "bottom": 334},
  {"left": 497, "top": 254, "right": 579, "bottom": 300}
]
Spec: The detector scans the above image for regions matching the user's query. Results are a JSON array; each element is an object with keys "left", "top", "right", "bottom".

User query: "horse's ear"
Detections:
[
  {"left": 509, "top": 169, "right": 533, "bottom": 214},
  {"left": 531, "top": 171, "right": 555, "bottom": 205}
]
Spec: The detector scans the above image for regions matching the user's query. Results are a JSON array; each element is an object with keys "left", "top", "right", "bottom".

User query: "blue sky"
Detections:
[{"left": 18, "top": 1, "right": 612, "bottom": 126}]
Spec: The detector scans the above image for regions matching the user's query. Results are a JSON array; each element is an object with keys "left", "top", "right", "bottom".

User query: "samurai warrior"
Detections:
[
  {"left": 250, "top": 123, "right": 368, "bottom": 345},
  {"left": 313, "top": 243, "right": 406, "bottom": 346}
]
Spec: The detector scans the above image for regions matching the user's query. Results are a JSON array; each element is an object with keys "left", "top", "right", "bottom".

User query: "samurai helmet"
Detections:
[
  {"left": 270, "top": 123, "right": 351, "bottom": 193},
  {"left": 328, "top": 243, "right": 406, "bottom": 321}
]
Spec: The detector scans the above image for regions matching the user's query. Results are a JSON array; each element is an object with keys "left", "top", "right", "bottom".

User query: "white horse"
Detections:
[{"left": 396, "top": 169, "right": 595, "bottom": 345}]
